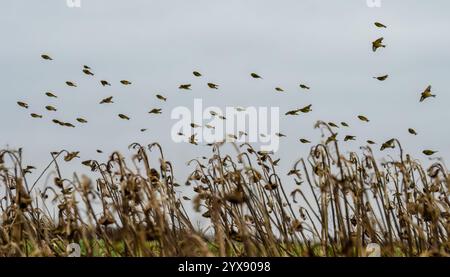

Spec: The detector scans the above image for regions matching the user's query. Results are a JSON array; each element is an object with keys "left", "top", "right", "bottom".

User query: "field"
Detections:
[
  {"left": 1, "top": 2, "right": 449, "bottom": 260},
  {"left": 1, "top": 126, "right": 449, "bottom": 257}
]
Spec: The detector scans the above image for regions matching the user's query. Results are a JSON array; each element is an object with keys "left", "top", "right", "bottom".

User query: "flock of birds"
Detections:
[{"left": 15, "top": 21, "right": 439, "bottom": 167}]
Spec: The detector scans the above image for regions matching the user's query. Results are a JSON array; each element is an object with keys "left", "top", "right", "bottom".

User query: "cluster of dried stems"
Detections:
[{"left": 0, "top": 122, "right": 449, "bottom": 257}]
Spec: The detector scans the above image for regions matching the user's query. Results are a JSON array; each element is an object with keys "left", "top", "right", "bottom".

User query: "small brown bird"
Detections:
[
  {"left": 64, "top": 151, "right": 80, "bottom": 162},
  {"left": 367, "top": 140, "right": 376, "bottom": 145},
  {"left": 52, "top": 119, "right": 61, "bottom": 125},
  {"left": 156, "top": 94, "right": 167, "bottom": 101},
  {"left": 326, "top": 133, "right": 338, "bottom": 144},
  {"left": 299, "top": 104, "right": 312, "bottom": 113},
  {"left": 63, "top": 122, "right": 75, "bottom": 128},
  {"left": 328, "top": 122, "right": 339, "bottom": 128},
  {"left": 66, "top": 81, "right": 77, "bottom": 87},
  {"left": 373, "top": 75, "right": 389, "bottom": 81},
  {"left": 299, "top": 138, "right": 311, "bottom": 144},
  {"left": 96, "top": 149, "right": 103, "bottom": 153},
  {"left": 189, "top": 134, "right": 198, "bottom": 145},
  {"left": 341, "top": 122, "right": 349, "bottom": 127},
  {"left": 17, "top": 101, "right": 29, "bottom": 109},
  {"left": 100, "top": 80, "right": 111, "bottom": 86},
  {"left": 83, "top": 65, "right": 91, "bottom": 69},
  {"left": 76, "top": 118, "right": 88, "bottom": 123},
  {"left": 374, "top": 22, "right": 387, "bottom": 28},
  {"left": 23, "top": 165, "right": 36, "bottom": 175},
  {"left": 118, "top": 114, "right": 130, "bottom": 120},
  {"left": 207, "top": 83, "right": 219, "bottom": 89},
  {"left": 30, "top": 113, "right": 43, "bottom": 119},
  {"left": 285, "top": 110, "right": 300, "bottom": 116},
  {"left": 275, "top": 87, "right": 284, "bottom": 92},
  {"left": 193, "top": 71, "right": 202, "bottom": 77},
  {"left": 99, "top": 96, "right": 113, "bottom": 104},
  {"left": 423, "top": 150, "right": 437, "bottom": 156},
  {"left": 148, "top": 108, "right": 162, "bottom": 114},
  {"left": 372, "top": 37, "right": 386, "bottom": 52},
  {"left": 299, "top": 84, "right": 310, "bottom": 90},
  {"left": 83, "top": 69, "right": 94, "bottom": 76},
  {"left": 81, "top": 160, "right": 93, "bottom": 167},
  {"left": 120, "top": 80, "right": 132, "bottom": 85},
  {"left": 251, "top": 73, "right": 262, "bottom": 79},
  {"left": 45, "top": 92, "right": 57, "bottom": 98},
  {"left": 408, "top": 128, "right": 418, "bottom": 135},
  {"left": 41, "top": 54, "right": 53, "bottom": 60},
  {"left": 358, "top": 115, "right": 370, "bottom": 122},
  {"left": 380, "top": 139, "right": 395, "bottom": 151},
  {"left": 45, "top": 105, "right": 57, "bottom": 112},
  {"left": 179, "top": 84, "right": 191, "bottom": 90},
  {"left": 140, "top": 128, "right": 147, "bottom": 132},
  {"left": 344, "top": 135, "right": 356, "bottom": 141},
  {"left": 275, "top": 132, "right": 286, "bottom": 137},
  {"left": 419, "top": 85, "right": 435, "bottom": 102}
]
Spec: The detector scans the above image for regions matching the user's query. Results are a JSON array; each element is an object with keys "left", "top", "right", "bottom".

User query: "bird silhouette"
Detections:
[
  {"left": 120, "top": 80, "right": 132, "bottom": 85},
  {"left": 373, "top": 75, "right": 389, "bottom": 81},
  {"left": 374, "top": 22, "right": 387, "bottom": 28},
  {"left": 66, "top": 81, "right": 77, "bottom": 87},
  {"left": 45, "top": 92, "right": 58, "bottom": 98},
  {"left": 207, "top": 83, "right": 219, "bottom": 89},
  {"left": 41, "top": 54, "right": 53, "bottom": 60},
  {"left": 420, "top": 85, "right": 435, "bottom": 102},
  {"left": 100, "top": 80, "right": 111, "bottom": 86},
  {"left": 251, "top": 73, "right": 262, "bottom": 79},
  {"left": 372, "top": 37, "right": 386, "bottom": 52},
  {"left": 99, "top": 96, "right": 113, "bottom": 104},
  {"left": 179, "top": 84, "right": 191, "bottom": 90}
]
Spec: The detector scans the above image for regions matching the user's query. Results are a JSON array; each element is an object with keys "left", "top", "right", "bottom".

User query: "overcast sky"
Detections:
[{"left": 1, "top": 1, "right": 449, "bottom": 209}]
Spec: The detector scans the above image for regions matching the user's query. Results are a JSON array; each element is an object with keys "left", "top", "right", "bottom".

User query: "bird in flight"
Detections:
[
  {"left": 100, "top": 96, "right": 113, "bottom": 104},
  {"left": 299, "top": 138, "right": 311, "bottom": 144},
  {"left": 120, "top": 80, "right": 132, "bottom": 85},
  {"left": 423, "top": 150, "right": 437, "bottom": 156},
  {"left": 76, "top": 118, "right": 88, "bottom": 123},
  {"left": 45, "top": 105, "right": 57, "bottom": 112},
  {"left": 66, "top": 81, "right": 77, "bottom": 87},
  {"left": 358, "top": 115, "right": 370, "bottom": 122},
  {"left": 179, "top": 84, "right": 192, "bottom": 90},
  {"left": 408, "top": 128, "right": 418, "bottom": 135},
  {"left": 299, "top": 84, "right": 310, "bottom": 90},
  {"left": 64, "top": 151, "right": 80, "bottom": 162},
  {"left": 373, "top": 75, "right": 389, "bottom": 81},
  {"left": 372, "top": 37, "right": 386, "bottom": 52},
  {"left": 100, "top": 80, "right": 111, "bottom": 86},
  {"left": 156, "top": 94, "right": 167, "bottom": 101},
  {"left": 148, "top": 108, "right": 162, "bottom": 114},
  {"left": 118, "top": 114, "right": 130, "bottom": 120},
  {"left": 30, "top": 113, "right": 43, "bottom": 119},
  {"left": 419, "top": 85, "right": 435, "bottom": 102},
  {"left": 374, "top": 22, "right": 387, "bottom": 28},
  {"left": 41, "top": 54, "right": 53, "bottom": 60},
  {"left": 45, "top": 92, "right": 57, "bottom": 98},
  {"left": 193, "top": 71, "right": 202, "bottom": 77},
  {"left": 251, "top": 73, "right": 262, "bottom": 79},
  {"left": 17, "top": 101, "right": 29, "bottom": 109},
  {"left": 83, "top": 68, "right": 94, "bottom": 76},
  {"left": 207, "top": 83, "right": 219, "bottom": 89},
  {"left": 380, "top": 139, "right": 395, "bottom": 151},
  {"left": 344, "top": 135, "right": 356, "bottom": 141}
]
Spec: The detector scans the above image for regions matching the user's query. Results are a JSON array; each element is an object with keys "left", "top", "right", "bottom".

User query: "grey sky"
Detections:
[{"left": 1, "top": 0, "right": 449, "bottom": 206}]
